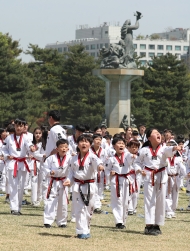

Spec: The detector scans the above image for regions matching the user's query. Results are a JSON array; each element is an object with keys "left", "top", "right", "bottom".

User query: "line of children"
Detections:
[{"left": 2, "top": 116, "right": 190, "bottom": 239}]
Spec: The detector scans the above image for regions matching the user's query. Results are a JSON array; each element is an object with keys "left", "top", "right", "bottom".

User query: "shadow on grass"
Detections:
[
  {"left": 91, "top": 224, "right": 143, "bottom": 234},
  {"left": 39, "top": 232, "right": 73, "bottom": 238},
  {"left": 23, "top": 224, "right": 43, "bottom": 228}
]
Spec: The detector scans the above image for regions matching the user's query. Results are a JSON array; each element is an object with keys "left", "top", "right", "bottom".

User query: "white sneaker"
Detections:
[
  {"left": 33, "top": 201, "right": 40, "bottom": 207},
  {"left": 186, "top": 205, "right": 190, "bottom": 211},
  {"left": 24, "top": 190, "right": 30, "bottom": 195},
  {"left": 70, "top": 217, "right": 76, "bottom": 223},
  {"left": 166, "top": 214, "right": 172, "bottom": 219}
]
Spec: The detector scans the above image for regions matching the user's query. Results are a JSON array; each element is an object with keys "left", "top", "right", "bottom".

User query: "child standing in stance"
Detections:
[{"left": 64, "top": 134, "right": 104, "bottom": 239}]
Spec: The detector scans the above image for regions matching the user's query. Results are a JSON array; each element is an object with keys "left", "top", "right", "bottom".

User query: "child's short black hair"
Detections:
[
  {"left": 127, "top": 139, "right": 140, "bottom": 148},
  {"left": 0, "top": 128, "right": 6, "bottom": 136},
  {"left": 6, "top": 124, "right": 15, "bottom": 133},
  {"left": 113, "top": 133, "right": 121, "bottom": 138},
  {"left": 104, "top": 134, "right": 112, "bottom": 140},
  {"left": 132, "top": 130, "right": 139, "bottom": 136},
  {"left": 92, "top": 134, "right": 102, "bottom": 140},
  {"left": 14, "top": 118, "right": 26, "bottom": 126},
  {"left": 48, "top": 110, "right": 61, "bottom": 121},
  {"left": 75, "top": 124, "right": 86, "bottom": 132},
  {"left": 84, "top": 124, "right": 90, "bottom": 131},
  {"left": 112, "top": 137, "right": 126, "bottom": 145},
  {"left": 94, "top": 126, "right": 101, "bottom": 132},
  {"left": 100, "top": 125, "right": 107, "bottom": 129},
  {"left": 56, "top": 138, "right": 69, "bottom": 147},
  {"left": 77, "top": 134, "right": 93, "bottom": 145}
]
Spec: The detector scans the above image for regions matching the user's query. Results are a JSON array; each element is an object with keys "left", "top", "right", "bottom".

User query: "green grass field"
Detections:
[{"left": 0, "top": 190, "right": 189, "bottom": 251}]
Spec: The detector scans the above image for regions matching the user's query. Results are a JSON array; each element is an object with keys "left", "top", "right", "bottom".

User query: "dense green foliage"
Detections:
[{"left": 0, "top": 32, "right": 190, "bottom": 133}]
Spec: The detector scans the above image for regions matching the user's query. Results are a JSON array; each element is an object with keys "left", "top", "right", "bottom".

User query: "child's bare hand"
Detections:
[
  {"left": 63, "top": 180, "right": 70, "bottom": 186},
  {"left": 187, "top": 173, "right": 190, "bottom": 178},
  {"left": 0, "top": 156, "right": 4, "bottom": 160},
  {"left": 98, "top": 165, "right": 104, "bottom": 171},
  {"left": 30, "top": 146, "right": 36, "bottom": 152},
  {"left": 141, "top": 170, "right": 146, "bottom": 176},
  {"left": 110, "top": 171, "right": 115, "bottom": 176},
  {"left": 50, "top": 171, "right": 55, "bottom": 176},
  {"left": 8, "top": 156, "right": 13, "bottom": 160}
]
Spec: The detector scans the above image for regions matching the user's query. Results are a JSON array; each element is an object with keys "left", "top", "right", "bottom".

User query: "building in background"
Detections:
[{"left": 45, "top": 24, "right": 190, "bottom": 66}]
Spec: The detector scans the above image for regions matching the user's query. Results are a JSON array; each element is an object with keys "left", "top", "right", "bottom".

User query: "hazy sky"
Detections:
[{"left": 0, "top": 0, "right": 189, "bottom": 62}]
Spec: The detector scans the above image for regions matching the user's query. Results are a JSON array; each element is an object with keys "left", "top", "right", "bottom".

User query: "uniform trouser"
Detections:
[
  {"left": 96, "top": 171, "right": 105, "bottom": 199},
  {"left": 70, "top": 185, "right": 76, "bottom": 219},
  {"left": 31, "top": 170, "right": 43, "bottom": 203},
  {"left": 0, "top": 163, "right": 6, "bottom": 192},
  {"left": 72, "top": 191, "right": 95, "bottom": 235},
  {"left": 165, "top": 181, "right": 179, "bottom": 214},
  {"left": 24, "top": 171, "right": 31, "bottom": 190},
  {"left": 144, "top": 181, "right": 166, "bottom": 226},
  {"left": 111, "top": 181, "right": 129, "bottom": 225},
  {"left": 93, "top": 184, "right": 102, "bottom": 209},
  {"left": 128, "top": 179, "right": 141, "bottom": 212},
  {"left": 8, "top": 169, "right": 27, "bottom": 212},
  {"left": 44, "top": 184, "right": 68, "bottom": 226},
  {"left": 41, "top": 169, "right": 49, "bottom": 205}
]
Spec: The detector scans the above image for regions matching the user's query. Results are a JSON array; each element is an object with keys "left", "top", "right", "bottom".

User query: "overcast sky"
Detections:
[{"left": 0, "top": 0, "right": 189, "bottom": 62}]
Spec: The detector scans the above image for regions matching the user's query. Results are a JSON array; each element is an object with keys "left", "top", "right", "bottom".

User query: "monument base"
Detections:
[
  {"left": 93, "top": 69, "right": 144, "bottom": 128},
  {"left": 107, "top": 128, "right": 124, "bottom": 136}
]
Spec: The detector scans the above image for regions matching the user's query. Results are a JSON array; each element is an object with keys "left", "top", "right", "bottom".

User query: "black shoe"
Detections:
[
  {"left": 44, "top": 224, "right": 51, "bottom": 228},
  {"left": 154, "top": 225, "right": 162, "bottom": 234},
  {"left": 94, "top": 208, "right": 102, "bottom": 214},
  {"left": 59, "top": 224, "right": 67, "bottom": 228},
  {"left": 11, "top": 210, "right": 20, "bottom": 216},
  {"left": 116, "top": 223, "right": 126, "bottom": 229},
  {"left": 144, "top": 226, "right": 158, "bottom": 236},
  {"left": 70, "top": 194, "right": 72, "bottom": 201},
  {"left": 128, "top": 211, "right": 133, "bottom": 215}
]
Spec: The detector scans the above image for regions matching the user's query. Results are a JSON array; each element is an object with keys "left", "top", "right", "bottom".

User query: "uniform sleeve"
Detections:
[
  {"left": 91, "top": 154, "right": 103, "bottom": 171},
  {"left": 67, "top": 158, "right": 75, "bottom": 185},
  {"left": 178, "top": 160, "right": 186, "bottom": 177},
  {"left": 43, "top": 157, "right": 52, "bottom": 178},
  {"left": 105, "top": 158, "right": 112, "bottom": 177},
  {"left": 2, "top": 137, "right": 10, "bottom": 159},
  {"left": 133, "top": 149, "right": 144, "bottom": 172},
  {"left": 162, "top": 146, "right": 175, "bottom": 160}
]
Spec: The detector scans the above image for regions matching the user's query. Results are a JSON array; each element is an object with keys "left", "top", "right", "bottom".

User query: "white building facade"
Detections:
[{"left": 45, "top": 24, "right": 190, "bottom": 66}]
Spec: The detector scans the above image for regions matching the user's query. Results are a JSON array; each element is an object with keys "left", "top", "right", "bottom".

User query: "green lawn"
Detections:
[{"left": 0, "top": 190, "right": 189, "bottom": 251}]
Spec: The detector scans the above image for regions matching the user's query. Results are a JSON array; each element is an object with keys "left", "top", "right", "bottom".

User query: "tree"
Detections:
[
  {"left": 143, "top": 53, "right": 190, "bottom": 133},
  {"left": 61, "top": 44, "right": 105, "bottom": 127},
  {"left": 0, "top": 33, "right": 30, "bottom": 125}
]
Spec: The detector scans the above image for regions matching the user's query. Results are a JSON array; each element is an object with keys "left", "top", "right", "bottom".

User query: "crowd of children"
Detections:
[{"left": 0, "top": 111, "right": 190, "bottom": 239}]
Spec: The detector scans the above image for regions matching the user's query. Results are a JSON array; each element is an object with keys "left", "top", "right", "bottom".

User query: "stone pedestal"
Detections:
[{"left": 93, "top": 69, "right": 144, "bottom": 128}]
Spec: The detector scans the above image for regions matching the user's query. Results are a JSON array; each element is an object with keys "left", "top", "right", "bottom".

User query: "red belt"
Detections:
[
  {"left": 13, "top": 157, "right": 30, "bottom": 178},
  {"left": 115, "top": 170, "right": 137, "bottom": 197},
  {"left": 46, "top": 176, "right": 66, "bottom": 199},
  {"left": 31, "top": 157, "right": 40, "bottom": 176},
  {"left": 74, "top": 178, "right": 95, "bottom": 184},
  {"left": 168, "top": 173, "right": 178, "bottom": 194},
  {"left": 144, "top": 166, "right": 166, "bottom": 187},
  {"left": 97, "top": 170, "right": 106, "bottom": 185}
]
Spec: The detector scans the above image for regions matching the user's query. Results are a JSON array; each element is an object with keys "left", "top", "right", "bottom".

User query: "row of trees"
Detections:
[{"left": 0, "top": 32, "right": 190, "bottom": 134}]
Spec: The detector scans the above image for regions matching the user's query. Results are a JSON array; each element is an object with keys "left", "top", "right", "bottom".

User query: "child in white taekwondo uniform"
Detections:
[
  {"left": 29, "top": 127, "right": 46, "bottom": 206},
  {"left": 68, "top": 124, "right": 85, "bottom": 155},
  {"left": 43, "top": 139, "right": 71, "bottom": 228},
  {"left": 64, "top": 134, "right": 104, "bottom": 239},
  {"left": 105, "top": 137, "right": 135, "bottom": 229},
  {"left": 133, "top": 128, "right": 181, "bottom": 236},
  {"left": 46, "top": 110, "right": 67, "bottom": 157},
  {"left": 2, "top": 118, "right": 33, "bottom": 215},
  {"left": 127, "top": 140, "right": 141, "bottom": 215},
  {"left": 90, "top": 134, "right": 107, "bottom": 213},
  {"left": 67, "top": 124, "right": 85, "bottom": 222},
  {"left": 165, "top": 141, "right": 186, "bottom": 218},
  {"left": 0, "top": 128, "right": 7, "bottom": 192}
]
